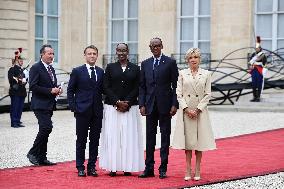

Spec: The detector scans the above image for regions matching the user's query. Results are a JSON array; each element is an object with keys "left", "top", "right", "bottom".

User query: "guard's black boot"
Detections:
[
  {"left": 255, "top": 89, "right": 261, "bottom": 102},
  {"left": 250, "top": 88, "right": 257, "bottom": 102}
]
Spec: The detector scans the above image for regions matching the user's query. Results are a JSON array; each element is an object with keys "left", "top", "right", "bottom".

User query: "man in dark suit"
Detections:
[
  {"left": 67, "top": 45, "right": 104, "bottom": 177},
  {"left": 27, "top": 44, "right": 61, "bottom": 166},
  {"left": 139, "top": 37, "right": 179, "bottom": 179},
  {"left": 8, "top": 51, "right": 27, "bottom": 128}
]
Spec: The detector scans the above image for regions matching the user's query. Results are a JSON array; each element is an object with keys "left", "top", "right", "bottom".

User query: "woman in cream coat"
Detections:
[{"left": 172, "top": 48, "right": 216, "bottom": 181}]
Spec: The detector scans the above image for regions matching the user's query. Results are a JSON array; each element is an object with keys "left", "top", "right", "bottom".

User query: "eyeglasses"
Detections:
[
  {"left": 150, "top": 44, "right": 162, "bottom": 48},
  {"left": 116, "top": 49, "right": 128, "bottom": 53}
]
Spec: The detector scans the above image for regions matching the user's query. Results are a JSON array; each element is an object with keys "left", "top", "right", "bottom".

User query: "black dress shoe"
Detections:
[
  {"left": 87, "top": 168, "right": 98, "bottom": 177},
  {"left": 123, "top": 172, "right": 132, "bottom": 176},
  {"left": 138, "top": 171, "right": 155, "bottom": 178},
  {"left": 109, "top": 171, "right": 116, "bottom": 177},
  {"left": 27, "top": 153, "right": 40, "bottom": 166},
  {"left": 78, "top": 170, "right": 86, "bottom": 177},
  {"left": 17, "top": 124, "right": 25, "bottom": 127},
  {"left": 159, "top": 172, "right": 167, "bottom": 179},
  {"left": 40, "top": 159, "right": 57, "bottom": 166},
  {"left": 11, "top": 124, "right": 20, "bottom": 128}
]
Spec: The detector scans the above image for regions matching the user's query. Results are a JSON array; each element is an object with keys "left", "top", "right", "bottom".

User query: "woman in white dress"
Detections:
[
  {"left": 99, "top": 43, "right": 144, "bottom": 176},
  {"left": 172, "top": 48, "right": 216, "bottom": 181}
]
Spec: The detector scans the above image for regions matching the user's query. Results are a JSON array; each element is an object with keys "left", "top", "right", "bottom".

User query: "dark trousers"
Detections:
[
  {"left": 251, "top": 69, "right": 263, "bottom": 99},
  {"left": 75, "top": 110, "right": 102, "bottom": 171},
  {"left": 145, "top": 103, "right": 171, "bottom": 173},
  {"left": 28, "top": 110, "right": 53, "bottom": 162},
  {"left": 251, "top": 68, "right": 263, "bottom": 91},
  {"left": 10, "top": 95, "right": 25, "bottom": 126}
]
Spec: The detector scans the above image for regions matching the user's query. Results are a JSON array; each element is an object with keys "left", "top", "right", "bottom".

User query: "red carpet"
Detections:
[{"left": 1, "top": 128, "right": 284, "bottom": 189}]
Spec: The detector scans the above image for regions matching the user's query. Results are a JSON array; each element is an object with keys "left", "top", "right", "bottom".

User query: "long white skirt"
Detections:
[{"left": 99, "top": 105, "right": 145, "bottom": 172}]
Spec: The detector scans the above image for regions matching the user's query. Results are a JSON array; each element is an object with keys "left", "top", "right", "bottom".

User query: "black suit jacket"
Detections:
[
  {"left": 29, "top": 61, "right": 58, "bottom": 111},
  {"left": 8, "top": 65, "right": 27, "bottom": 97},
  {"left": 67, "top": 64, "right": 104, "bottom": 118},
  {"left": 139, "top": 54, "right": 179, "bottom": 114},
  {"left": 104, "top": 62, "right": 140, "bottom": 107}
]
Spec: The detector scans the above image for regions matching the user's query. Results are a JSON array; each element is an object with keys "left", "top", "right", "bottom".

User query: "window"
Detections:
[
  {"left": 108, "top": 0, "right": 138, "bottom": 55},
  {"left": 35, "top": 0, "right": 60, "bottom": 64},
  {"left": 177, "top": 0, "right": 211, "bottom": 54},
  {"left": 255, "top": 0, "right": 284, "bottom": 50}
]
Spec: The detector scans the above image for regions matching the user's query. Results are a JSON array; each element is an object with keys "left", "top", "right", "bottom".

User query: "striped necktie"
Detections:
[{"left": 47, "top": 65, "right": 54, "bottom": 83}]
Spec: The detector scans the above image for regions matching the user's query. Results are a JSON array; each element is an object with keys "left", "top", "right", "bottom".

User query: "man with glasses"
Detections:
[{"left": 139, "top": 37, "right": 179, "bottom": 179}]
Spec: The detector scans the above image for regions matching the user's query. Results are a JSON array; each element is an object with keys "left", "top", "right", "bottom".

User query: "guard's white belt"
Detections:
[{"left": 253, "top": 62, "right": 263, "bottom": 66}]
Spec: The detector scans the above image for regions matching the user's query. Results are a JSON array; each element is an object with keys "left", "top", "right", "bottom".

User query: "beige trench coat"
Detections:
[{"left": 172, "top": 68, "right": 216, "bottom": 151}]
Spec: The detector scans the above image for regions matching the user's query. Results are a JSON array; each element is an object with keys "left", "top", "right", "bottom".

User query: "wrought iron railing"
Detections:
[{"left": 209, "top": 47, "right": 284, "bottom": 105}]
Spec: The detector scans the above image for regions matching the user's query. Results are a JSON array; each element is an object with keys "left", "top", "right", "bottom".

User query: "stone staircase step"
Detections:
[
  {"left": 209, "top": 105, "right": 284, "bottom": 113},
  {"left": 235, "top": 101, "right": 284, "bottom": 107}
]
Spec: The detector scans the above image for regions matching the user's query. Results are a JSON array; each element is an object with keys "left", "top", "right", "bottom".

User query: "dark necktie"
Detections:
[
  {"left": 153, "top": 58, "right": 159, "bottom": 79},
  {"left": 90, "top": 66, "right": 97, "bottom": 81},
  {"left": 154, "top": 58, "right": 159, "bottom": 70},
  {"left": 47, "top": 65, "right": 54, "bottom": 83}
]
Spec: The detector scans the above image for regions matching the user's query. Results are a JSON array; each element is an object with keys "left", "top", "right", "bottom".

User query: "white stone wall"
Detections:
[
  {"left": 0, "top": 0, "right": 30, "bottom": 96},
  {"left": 0, "top": 0, "right": 257, "bottom": 96},
  {"left": 138, "top": 0, "right": 176, "bottom": 61},
  {"left": 211, "top": 0, "right": 254, "bottom": 62}
]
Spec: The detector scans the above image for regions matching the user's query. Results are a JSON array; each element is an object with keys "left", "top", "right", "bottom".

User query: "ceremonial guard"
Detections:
[
  {"left": 249, "top": 36, "right": 267, "bottom": 102},
  {"left": 8, "top": 48, "right": 28, "bottom": 128}
]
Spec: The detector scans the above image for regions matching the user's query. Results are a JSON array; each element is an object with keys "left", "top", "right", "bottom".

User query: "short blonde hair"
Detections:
[{"left": 185, "top": 47, "right": 201, "bottom": 61}]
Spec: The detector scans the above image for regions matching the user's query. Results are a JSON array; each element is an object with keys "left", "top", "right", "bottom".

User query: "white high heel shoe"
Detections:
[
  {"left": 184, "top": 169, "right": 191, "bottom": 181},
  {"left": 184, "top": 176, "right": 191, "bottom": 181},
  {"left": 193, "top": 176, "right": 201, "bottom": 181},
  {"left": 193, "top": 169, "right": 201, "bottom": 181}
]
